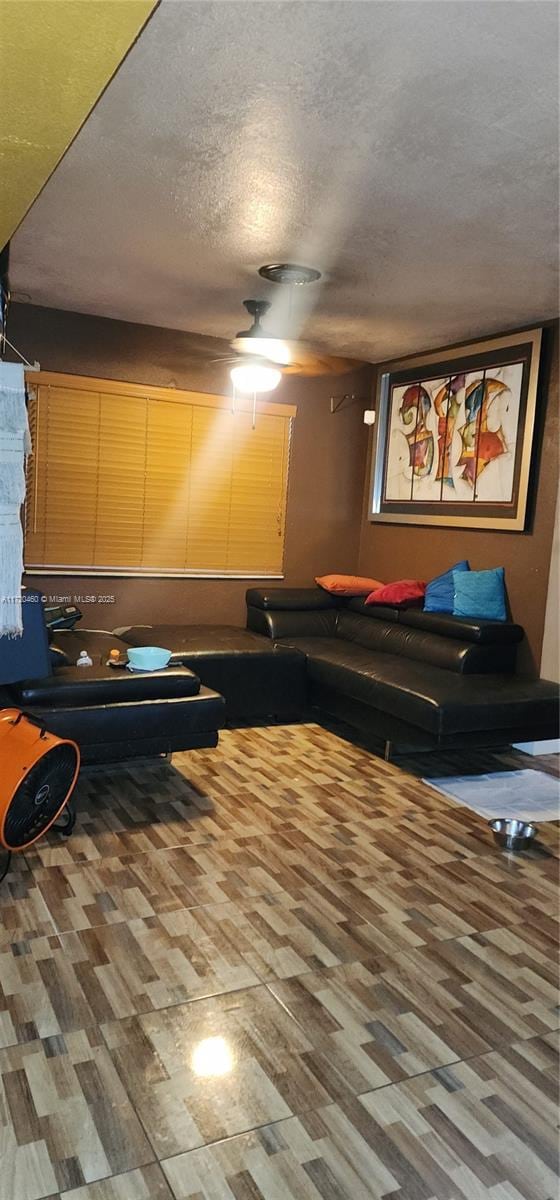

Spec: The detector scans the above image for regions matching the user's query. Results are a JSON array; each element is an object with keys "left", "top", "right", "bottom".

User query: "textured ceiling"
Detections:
[
  {"left": 10, "top": 0, "right": 559, "bottom": 363},
  {"left": 0, "top": 0, "right": 157, "bottom": 247}
]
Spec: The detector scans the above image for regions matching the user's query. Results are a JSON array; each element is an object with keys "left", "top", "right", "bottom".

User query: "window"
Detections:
[{"left": 25, "top": 372, "right": 295, "bottom": 577}]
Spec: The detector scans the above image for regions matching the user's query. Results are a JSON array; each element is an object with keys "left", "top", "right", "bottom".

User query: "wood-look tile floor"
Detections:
[{"left": 0, "top": 724, "right": 558, "bottom": 1200}]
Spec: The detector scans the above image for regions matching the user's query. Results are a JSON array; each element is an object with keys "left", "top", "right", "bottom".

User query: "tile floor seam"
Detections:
[
  {"left": 53, "top": 1163, "right": 174, "bottom": 1200},
  {"left": 13, "top": 880, "right": 560, "bottom": 982},
  {"left": 153, "top": 1106, "right": 346, "bottom": 1160},
  {"left": 3, "top": 1036, "right": 555, "bottom": 1198},
  {"left": 30, "top": 869, "right": 414, "bottom": 936},
  {"left": 23, "top": 809, "right": 444, "bottom": 868},
  {"left": 348, "top": 1036, "right": 547, "bottom": 1099},
  {"left": 0, "top": 980, "right": 270, "bottom": 1052},
  {"left": 155, "top": 1107, "right": 334, "bottom": 1171},
  {"left": 25, "top": 823, "right": 302, "bottom": 866},
  {"left": 97, "top": 1014, "right": 348, "bottom": 1167},
  {"left": 261, "top": 977, "right": 559, "bottom": 1083},
  {"left": 3, "top": 943, "right": 554, "bottom": 1054},
  {"left": 0, "top": 1021, "right": 160, "bottom": 1197},
  {"left": 150, "top": 1035, "right": 559, "bottom": 1195},
  {"left": 96, "top": 1016, "right": 169, "bottom": 1167}
]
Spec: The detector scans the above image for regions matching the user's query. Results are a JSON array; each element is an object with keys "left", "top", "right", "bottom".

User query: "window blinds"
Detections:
[{"left": 25, "top": 373, "right": 295, "bottom": 577}]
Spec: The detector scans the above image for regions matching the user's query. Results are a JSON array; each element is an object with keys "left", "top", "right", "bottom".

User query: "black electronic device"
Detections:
[{"left": 43, "top": 603, "right": 83, "bottom": 632}]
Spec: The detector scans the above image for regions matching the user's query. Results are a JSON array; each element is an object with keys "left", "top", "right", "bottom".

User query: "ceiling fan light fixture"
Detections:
[{"left": 230, "top": 361, "right": 282, "bottom": 394}]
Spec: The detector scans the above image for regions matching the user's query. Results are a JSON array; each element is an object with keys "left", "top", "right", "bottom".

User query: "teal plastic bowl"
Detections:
[{"left": 127, "top": 646, "right": 172, "bottom": 672}]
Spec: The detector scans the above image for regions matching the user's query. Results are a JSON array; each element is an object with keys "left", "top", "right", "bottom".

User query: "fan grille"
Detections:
[{"left": 3, "top": 743, "right": 78, "bottom": 849}]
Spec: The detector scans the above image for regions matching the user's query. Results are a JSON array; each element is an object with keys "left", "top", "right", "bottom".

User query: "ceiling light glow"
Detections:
[
  {"left": 230, "top": 362, "right": 282, "bottom": 394},
  {"left": 232, "top": 336, "right": 292, "bottom": 366}
]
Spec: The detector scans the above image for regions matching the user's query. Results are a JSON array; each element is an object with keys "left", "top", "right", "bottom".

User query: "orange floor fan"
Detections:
[{"left": 0, "top": 709, "right": 80, "bottom": 880}]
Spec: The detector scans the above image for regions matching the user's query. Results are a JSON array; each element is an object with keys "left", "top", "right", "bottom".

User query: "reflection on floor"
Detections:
[{"left": 0, "top": 723, "right": 558, "bottom": 1200}]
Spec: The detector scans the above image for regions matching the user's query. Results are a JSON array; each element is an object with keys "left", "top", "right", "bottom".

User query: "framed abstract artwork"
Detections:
[{"left": 369, "top": 328, "right": 543, "bottom": 530}]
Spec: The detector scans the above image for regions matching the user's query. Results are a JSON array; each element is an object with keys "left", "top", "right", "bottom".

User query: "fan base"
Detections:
[{"left": 0, "top": 799, "right": 76, "bottom": 885}]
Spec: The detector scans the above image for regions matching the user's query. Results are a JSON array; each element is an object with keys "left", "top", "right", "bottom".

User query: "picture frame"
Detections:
[{"left": 369, "top": 327, "right": 543, "bottom": 530}]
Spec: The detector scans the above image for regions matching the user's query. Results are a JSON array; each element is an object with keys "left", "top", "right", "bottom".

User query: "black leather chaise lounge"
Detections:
[
  {"left": 0, "top": 592, "right": 225, "bottom": 764},
  {"left": 105, "top": 624, "right": 307, "bottom": 723}
]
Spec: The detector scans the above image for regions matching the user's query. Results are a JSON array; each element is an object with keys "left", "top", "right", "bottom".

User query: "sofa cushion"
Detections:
[
  {"left": 118, "top": 624, "right": 288, "bottom": 660},
  {"left": 279, "top": 637, "right": 558, "bottom": 736},
  {"left": 12, "top": 664, "right": 201, "bottom": 707},
  {"left": 335, "top": 610, "right": 516, "bottom": 674}
]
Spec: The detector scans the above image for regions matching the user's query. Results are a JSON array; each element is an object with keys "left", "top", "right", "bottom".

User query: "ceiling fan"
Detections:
[{"left": 213, "top": 264, "right": 358, "bottom": 393}]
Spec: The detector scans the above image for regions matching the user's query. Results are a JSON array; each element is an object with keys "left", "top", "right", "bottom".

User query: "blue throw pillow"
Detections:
[
  {"left": 424, "top": 560, "right": 470, "bottom": 614},
  {"left": 453, "top": 567, "right": 507, "bottom": 622}
]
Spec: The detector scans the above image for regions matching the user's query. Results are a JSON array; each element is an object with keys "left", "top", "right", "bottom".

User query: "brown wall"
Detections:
[
  {"left": 10, "top": 303, "right": 557, "bottom": 670},
  {"left": 358, "top": 321, "right": 559, "bottom": 675},
  {"left": 10, "top": 303, "right": 371, "bottom": 629}
]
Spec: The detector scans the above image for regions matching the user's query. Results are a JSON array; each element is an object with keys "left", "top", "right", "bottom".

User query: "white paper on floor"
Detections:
[{"left": 422, "top": 768, "right": 560, "bottom": 821}]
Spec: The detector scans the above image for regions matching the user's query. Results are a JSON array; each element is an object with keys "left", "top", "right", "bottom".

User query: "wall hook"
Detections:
[{"left": 329, "top": 392, "right": 366, "bottom": 414}]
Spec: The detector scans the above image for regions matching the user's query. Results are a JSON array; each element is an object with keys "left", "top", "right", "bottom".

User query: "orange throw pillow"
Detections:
[{"left": 316, "top": 574, "right": 385, "bottom": 597}]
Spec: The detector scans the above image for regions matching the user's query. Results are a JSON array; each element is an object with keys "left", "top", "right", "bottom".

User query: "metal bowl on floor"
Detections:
[{"left": 488, "top": 818, "right": 538, "bottom": 852}]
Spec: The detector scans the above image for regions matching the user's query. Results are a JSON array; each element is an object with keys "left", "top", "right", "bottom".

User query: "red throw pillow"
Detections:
[
  {"left": 315, "top": 574, "right": 384, "bottom": 597},
  {"left": 365, "top": 579, "right": 426, "bottom": 606}
]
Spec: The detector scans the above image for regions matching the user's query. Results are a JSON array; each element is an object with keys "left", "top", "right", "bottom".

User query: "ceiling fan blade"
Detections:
[
  {"left": 227, "top": 336, "right": 360, "bottom": 377},
  {"left": 279, "top": 342, "right": 360, "bottom": 377}
]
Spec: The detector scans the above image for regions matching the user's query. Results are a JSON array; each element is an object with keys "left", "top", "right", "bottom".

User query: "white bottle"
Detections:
[{"left": 76, "top": 650, "right": 93, "bottom": 667}]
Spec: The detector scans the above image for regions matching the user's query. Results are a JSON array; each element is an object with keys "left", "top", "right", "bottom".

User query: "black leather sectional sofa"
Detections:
[
  {"left": 1, "top": 587, "right": 557, "bottom": 762},
  {"left": 54, "top": 625, "right": 306, "bottom": 725},
  {"left": 119, "top": 587, "right": 559, "bottom": 757},
  {"left": 242, "top": 588, "right": 559, "bottom": 754}
]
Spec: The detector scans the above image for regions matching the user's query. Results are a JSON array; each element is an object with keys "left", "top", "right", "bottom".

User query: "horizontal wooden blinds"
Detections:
[{"left": 25, "top": 372, "right": 295, "bottom": 576}]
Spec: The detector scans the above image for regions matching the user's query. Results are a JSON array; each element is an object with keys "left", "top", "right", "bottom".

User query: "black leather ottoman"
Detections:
[{"left": 115, "top": 624, "right": 307, "bottom": 722}]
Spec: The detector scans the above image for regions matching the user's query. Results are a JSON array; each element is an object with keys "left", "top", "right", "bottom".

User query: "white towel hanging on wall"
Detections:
[{"left": 0, "top": 362, "right": 31, "bottom": 636}]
